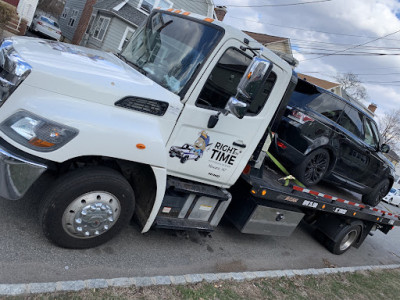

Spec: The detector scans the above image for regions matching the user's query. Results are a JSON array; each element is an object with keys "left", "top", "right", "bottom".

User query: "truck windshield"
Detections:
[{"left": 120, "top": 12, "right": 223, "bottom": 96}]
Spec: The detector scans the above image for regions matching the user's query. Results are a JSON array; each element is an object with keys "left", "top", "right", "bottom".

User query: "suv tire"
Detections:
[
  {"left": 293, "top": 148, "right": 330, "bottom": 186},
  {"left": 362, "top": 178, "right": 390, "bottom": 207}
]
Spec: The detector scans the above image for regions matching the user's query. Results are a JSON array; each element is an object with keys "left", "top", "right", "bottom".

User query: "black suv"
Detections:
[{"left": 270, "top": 78, "right": 395, "bottom": 206}]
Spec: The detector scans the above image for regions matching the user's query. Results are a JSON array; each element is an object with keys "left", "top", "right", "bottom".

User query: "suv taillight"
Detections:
[{"left": 289, "top": 109, "right": 314, "bottom": 124}]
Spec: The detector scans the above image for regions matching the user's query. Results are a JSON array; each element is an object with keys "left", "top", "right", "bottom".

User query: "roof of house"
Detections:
[
  {"left": 243, "top": 31, "right": 289, "bottom": 45},
  {"left": 297, "top": 73, "right": 340, "bottom": 90},
  {"left": 94, "top": 0, "right": 147, "bottom": 27}
]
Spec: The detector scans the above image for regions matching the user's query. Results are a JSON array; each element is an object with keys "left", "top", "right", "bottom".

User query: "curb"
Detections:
[{"left": 1, "top": 264, "right": 400, "bottom": 296}]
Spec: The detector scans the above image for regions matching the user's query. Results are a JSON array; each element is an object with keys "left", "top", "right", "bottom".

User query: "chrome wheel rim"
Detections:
[
  {"left": 340, "top": 229, "right": 358, "bottom": 251},
  {"left": 304, "top": 153, "right": 328, "bottom": 184},
  {"left": 62, "top": 191, "right": 121, "bottom": 239}
]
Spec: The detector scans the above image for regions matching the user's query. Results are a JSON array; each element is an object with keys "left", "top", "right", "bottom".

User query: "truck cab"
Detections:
[{"left": 0, "top": 9, "right": 295, "bottom": 248}]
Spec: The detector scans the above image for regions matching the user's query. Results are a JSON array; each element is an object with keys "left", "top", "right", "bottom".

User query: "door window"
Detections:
[
  {"left": 363, "top": 118, "right": 379, "bottom": 148},
  {"left": 196, "top": 48, "right": 276, "bottom": 115},
  {"left": 337, "top": 106, "right": 363, "bottom": 137}
]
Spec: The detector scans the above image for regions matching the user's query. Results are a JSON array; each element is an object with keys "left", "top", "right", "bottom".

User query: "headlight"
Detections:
[{"left": 0, "top": 110, "right": 78, "bottom": 152}]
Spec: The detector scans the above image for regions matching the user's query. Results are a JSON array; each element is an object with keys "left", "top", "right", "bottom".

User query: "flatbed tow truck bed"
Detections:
[{"left": 226, "top": 162, "right": 399, "bottom": 254}]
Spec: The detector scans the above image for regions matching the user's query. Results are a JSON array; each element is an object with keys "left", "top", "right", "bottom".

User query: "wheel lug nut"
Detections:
[
  {"left": 77, "top": 227, "right": 82, "bottom": 232},
  {"left": 108, "top": 217, "right": 114, "bottom": 222},
  {"left": 85, "top": 231, "right": 90, "bottom": 236},
  {"left": 95, "top": 230, "right": 100, "bottom": 235},
  {"left": 75, "top": 218, "right": 82, "bottom": 224},
  {"left": 104, "top": 225, "right": 109, "bottom": 230},
  {"left": 81, "top": 210, "right": 87, "bottom": 216}
]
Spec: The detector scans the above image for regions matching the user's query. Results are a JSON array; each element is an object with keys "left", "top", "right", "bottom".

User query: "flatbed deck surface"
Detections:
[{"left": 242, "top": 162, "right": 400, "bottom": 226}]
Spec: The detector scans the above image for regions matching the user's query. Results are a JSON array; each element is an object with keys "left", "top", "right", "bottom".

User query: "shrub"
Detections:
[{"left": 0, "top": 1, "right": 16, "bottom": 29}]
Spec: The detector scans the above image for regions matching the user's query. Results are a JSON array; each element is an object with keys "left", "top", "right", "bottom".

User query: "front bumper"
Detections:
[{"left": 0, "top": 144, "right": 47, "bottom": 200}]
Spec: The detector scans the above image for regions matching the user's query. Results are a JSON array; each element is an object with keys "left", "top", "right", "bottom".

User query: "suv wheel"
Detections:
[
  {"left": 362, "top": 178, "right": 390, "bottom": 207},
  {"left": 294, "top": 148, "right": 330, "bottom": 186}
]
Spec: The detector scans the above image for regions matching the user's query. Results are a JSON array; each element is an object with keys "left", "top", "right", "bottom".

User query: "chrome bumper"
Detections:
[{"left": 0, "top": 146, "right": 47, "bottom": 200}]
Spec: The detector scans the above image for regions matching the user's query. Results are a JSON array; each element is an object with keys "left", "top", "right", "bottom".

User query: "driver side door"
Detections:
[{"left": 166, "top": 40, "right": 284, "bottom": 187}]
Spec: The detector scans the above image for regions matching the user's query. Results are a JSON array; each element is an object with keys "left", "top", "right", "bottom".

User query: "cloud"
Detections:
[{"left": 221, "top": 0, "right": 400, "bottom": 116}]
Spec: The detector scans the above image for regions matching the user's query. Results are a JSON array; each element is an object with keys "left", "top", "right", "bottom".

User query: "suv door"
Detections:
[{"left": 332, "top": 105, "right": 371, "bottom": 190}]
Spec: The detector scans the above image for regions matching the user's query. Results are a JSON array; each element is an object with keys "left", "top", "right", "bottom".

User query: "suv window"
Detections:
[
  {"left": 196, "top": 48, "right": 276, "bottom": 115},
  {"left": 307, "top": 93, "right": 345, "bottom": 122},
  {"left": 363, "top": 117, "right": 379, "bottom": 148},
  {"left": 337, "top": 105, "right": 363, "bottom": 137}
]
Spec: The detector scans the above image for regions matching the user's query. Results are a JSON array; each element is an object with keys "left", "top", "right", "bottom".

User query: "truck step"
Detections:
[
  {"left": 167, "top": 177, "right": 230, "bottom": 201},
  {"left": 155, "top": 216, "right": 214, "bottom": 232}
]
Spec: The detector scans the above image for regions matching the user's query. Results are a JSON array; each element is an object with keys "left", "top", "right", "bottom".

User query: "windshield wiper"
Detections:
[
  {"left": 115, "top": 53, "right": 147, "bottom": 76},
  {"left": 115, "top": 52, "right": 127, "bottom": 63},
  {"left": 127, "top": 61, "right": 148, "bottom": 76}
]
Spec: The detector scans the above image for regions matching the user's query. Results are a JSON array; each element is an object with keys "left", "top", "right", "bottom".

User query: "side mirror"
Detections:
[
  {"left": 237, "top": 56, "right": 271, "bottom": 100},
  {"left": 381, "top": 144, "right": 390, "bottom": 153},
  {"left": 225, "top": 97, "right": 247, "bottom": 119}
]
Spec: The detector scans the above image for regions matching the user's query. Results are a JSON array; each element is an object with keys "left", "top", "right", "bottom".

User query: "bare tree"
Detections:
[
  {"left": 37, "top": 0, "right": 65, "bottom": 18},
  {"left": 378, "top": 108, "right": 400, "bottom": 152},
  {"left": 335, "top": 72, "right": 369, "bottom": 101}
]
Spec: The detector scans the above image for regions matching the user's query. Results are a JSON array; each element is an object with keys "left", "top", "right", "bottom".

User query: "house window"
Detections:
[
  {"left": 139, "top": 0, "right": 172, "bottom": 14},
  {"left": 118, "top": 27, "right": 135, "bottom": 51},
  {"left": 68, "top": 9, "right": 79, "bottom": 27},
  {"left": 61, "top": 7, "right": 69, "bottom": 19},
  {"left": 86, "top": 14, "right": 96, "bottom": 34},
  {"left": 92, "top": 17, "right": 111, "bottom": 41}
]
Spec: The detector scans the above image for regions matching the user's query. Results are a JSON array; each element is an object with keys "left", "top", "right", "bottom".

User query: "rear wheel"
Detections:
[
  {"left": 294, "top": 149, "right": 330, "bottom": 186},
  {"left": 325, "top": 221, "right": 362, "bottom": 255},
  {"left": 40, "top": 167, "right": 135, "bottom": 249},
  {"left": 362, "top": 179, "right": 390, "bottom": 207},
  {"left": 180, "top": 156, "right": 188, "bottom": 163}
]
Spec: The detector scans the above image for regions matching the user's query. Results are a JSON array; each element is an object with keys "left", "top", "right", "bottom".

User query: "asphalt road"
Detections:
[{"left": 1, "top": 178, "right": 400, "bottom": 285}]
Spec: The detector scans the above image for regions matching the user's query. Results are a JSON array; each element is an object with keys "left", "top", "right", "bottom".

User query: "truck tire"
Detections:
[
  {"left": 39, "top": 167, "right": 135, "bottom": 249},
  {"left": 293, "top": 148, "right": 330, "bottom": 186},
  {"left": 180, "top": 156, "right": 188, "bottom": 163},
  {"left": 325, "top": 221, "right": 362, "bottom": 255},
  {"left": 362, "top": 178, "right": 390, "bottom": 207}
]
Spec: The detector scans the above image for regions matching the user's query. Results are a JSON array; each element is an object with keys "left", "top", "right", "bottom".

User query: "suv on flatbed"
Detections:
[{"left": 270, "top": 78, "right": 394, "bottom": 207}]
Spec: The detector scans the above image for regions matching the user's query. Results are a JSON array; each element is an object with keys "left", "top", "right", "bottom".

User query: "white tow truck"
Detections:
[{"left": 0, "top": 8, "right": 398, "bottom": 254}]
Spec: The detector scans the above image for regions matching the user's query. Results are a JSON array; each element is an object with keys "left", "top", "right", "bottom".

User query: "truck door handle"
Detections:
[{"left": 233, "top": 141, "right": 246, "bottom": 148}]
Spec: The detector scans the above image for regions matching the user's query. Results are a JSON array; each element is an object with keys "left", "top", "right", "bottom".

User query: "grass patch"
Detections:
[{"left": 4, "top": 268, "right": 400, "bottom": 300}]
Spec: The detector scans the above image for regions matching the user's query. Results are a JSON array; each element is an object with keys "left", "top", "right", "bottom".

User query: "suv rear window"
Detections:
[{"left": 289, "top": 91, "right": 345, "bottom": 122}]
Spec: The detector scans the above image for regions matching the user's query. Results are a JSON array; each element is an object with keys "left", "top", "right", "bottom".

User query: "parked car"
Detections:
[
  {"left": 269, "top": 78, "right": 395, "bottom": 206},
  {"left": 383, "top": 188, "right": 400, "bottom": 206},
  {"left": 30, "top": 15, "right": 62, "bottom": 41}
]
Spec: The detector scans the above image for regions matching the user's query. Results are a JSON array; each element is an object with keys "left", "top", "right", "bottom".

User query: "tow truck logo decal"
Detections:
[{"left": 169, "top": 131, "right": 212, "bottom": 163}]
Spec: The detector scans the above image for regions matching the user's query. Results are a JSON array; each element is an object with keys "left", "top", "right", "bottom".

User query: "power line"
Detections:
[
  {"left": 227, "top": 15, "right": 400, "bottom": 41},
  {"left": 214, "top": 0, "right": 332, "bottom": 7},
  {"left": 300, "top": 28, "right": 400, "bottom": 61}
]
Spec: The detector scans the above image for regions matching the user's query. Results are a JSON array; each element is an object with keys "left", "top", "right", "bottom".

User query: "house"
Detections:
[
  {"left": 59, "top": 0, "right": 97, "bottom": 44},
  {"left": 59, "top": 0, "right": 215, "bottom": 53},
  {"left": 243, "top": 31, "right": 297, "bottom": 67},
  {"left": 297, "top": 73, "right": 341, "bottom": 95},
  {"left": 2, "top": 0, "right": 38, "bottom": 35}
]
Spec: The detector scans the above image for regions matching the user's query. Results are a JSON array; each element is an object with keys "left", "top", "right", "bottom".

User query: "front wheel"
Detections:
[
  {"left": 39, "top": 167, "right": 135, "bottom": 249},
  {"left": 362, "top": 178, "right": 390, "bottom": 207}
]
